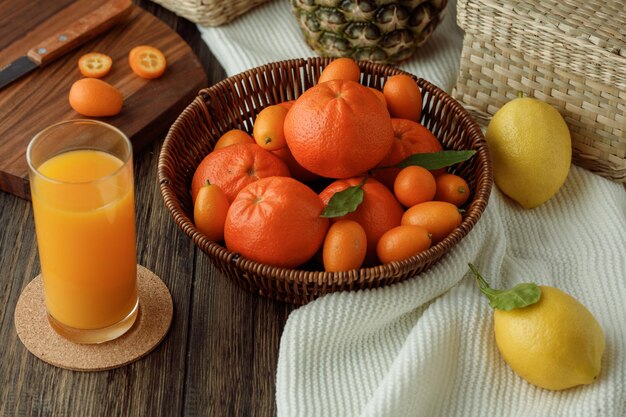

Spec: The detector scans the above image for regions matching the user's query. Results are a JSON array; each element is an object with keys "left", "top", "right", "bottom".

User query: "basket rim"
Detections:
[{"left": 158, "top": 57, "right": 492, "bottom": 290}]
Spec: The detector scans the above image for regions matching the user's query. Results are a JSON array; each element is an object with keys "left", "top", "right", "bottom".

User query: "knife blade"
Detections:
[{"left": 0, "top": 0, "right": 132, "bottom": 90}]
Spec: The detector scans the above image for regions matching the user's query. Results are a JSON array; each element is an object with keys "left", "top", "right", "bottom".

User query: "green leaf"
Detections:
[
  {"left": 468, "top": 263, "right": 542, "bottom": 311},
  {"left": 321, "top": 184, "right": 364, "bottom": 218},
  {"left": 395, "top": 150, "right": 476, "bottom": 170}
]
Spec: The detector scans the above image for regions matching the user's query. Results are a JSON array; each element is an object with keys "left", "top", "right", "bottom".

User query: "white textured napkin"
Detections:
[{"left": 198, "top": 2, "right": 626, "bottom": 415}]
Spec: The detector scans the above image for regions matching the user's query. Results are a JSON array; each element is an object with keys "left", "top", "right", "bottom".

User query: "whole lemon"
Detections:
[
  {"left": 494, "top": 286, "right": 605, "bottom": 390},
  {"left": 486, "top": 97, "right": 572, "bottom": 208}
]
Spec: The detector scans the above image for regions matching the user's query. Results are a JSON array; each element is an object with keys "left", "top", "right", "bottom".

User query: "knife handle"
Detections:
[{"left": 26, "top": 0, "right": 133, "bottom": 67}]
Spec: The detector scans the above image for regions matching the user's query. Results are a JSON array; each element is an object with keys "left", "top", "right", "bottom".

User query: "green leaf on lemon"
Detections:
[
  {"left": 321, "top": 183, "right": 365, "bottom": 218},
  {"left": 468, "top": 263, "right": 541, "bottom": 311},
  {"left": 395, "top": 150, "right": 476, "bottom": 170}
]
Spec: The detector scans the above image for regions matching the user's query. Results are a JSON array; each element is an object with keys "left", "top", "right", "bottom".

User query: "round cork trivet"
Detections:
[{"left": 14, "top": 265, "right": 173, "bottom": 372}]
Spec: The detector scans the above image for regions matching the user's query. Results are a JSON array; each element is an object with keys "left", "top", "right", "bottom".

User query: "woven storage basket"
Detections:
[
  {"left": 158, "top": 57, "right": 492, "bottom": 305},
  {"left": 151, "top": 0, "right": 270, "bottom": 26},
  {"left": 453, "top": 0, "right": 626, "bottom": 182}
]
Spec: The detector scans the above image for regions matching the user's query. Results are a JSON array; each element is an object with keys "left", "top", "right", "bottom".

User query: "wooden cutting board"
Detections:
[{"left": 0, "top": 0, "right": 208, "bottom": 200}]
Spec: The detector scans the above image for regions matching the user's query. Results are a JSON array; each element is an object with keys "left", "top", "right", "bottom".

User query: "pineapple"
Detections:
[{"left": 291, "top": 0, "right": 448, "bottom": 64}]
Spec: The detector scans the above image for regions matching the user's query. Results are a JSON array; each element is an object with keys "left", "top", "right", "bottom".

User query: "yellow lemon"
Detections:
[
  {"left": 494, "top": 286, "right": 605, "bottom": 390},
  {"left": 486, "top": 97, "right": 572, "bottom": 209}
]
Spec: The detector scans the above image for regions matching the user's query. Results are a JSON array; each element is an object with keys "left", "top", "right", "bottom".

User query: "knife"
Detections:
[{"left": 0, "top": 0, "right": 133, "bottom": 90}]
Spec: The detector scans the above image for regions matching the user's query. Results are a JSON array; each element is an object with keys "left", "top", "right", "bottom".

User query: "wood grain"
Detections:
[
  {"left": 0, "top": 1, "right": 292, "bottom": 416},
  {"left": 0, "top": 0, "right": 207, "bottom": 199},
  {"left": 26, "top": 0, "right": 133, "bottom": 66}
]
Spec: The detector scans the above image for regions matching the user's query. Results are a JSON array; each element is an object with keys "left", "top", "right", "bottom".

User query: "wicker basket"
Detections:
[
  {"left": 453, "top": 0, "right": 626, "bottom": 182},
  {"left": 158, "top": 57, "right": 492, "bottom": 305},
  {"left": 151, "top": 0, "right": 270, "bottom": 26}
]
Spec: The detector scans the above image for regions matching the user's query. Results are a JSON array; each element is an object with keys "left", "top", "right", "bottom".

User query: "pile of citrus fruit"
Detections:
[{"left": 191, "top": 58, "right": 475, "bottom": 271}]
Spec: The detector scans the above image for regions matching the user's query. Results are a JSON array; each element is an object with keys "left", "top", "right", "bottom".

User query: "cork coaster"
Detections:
[{"left": 14, "top": 265, "right": 173, "bottom": 372}]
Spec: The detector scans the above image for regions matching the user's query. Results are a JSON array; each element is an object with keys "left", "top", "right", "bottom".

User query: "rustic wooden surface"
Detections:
[
  {"left": 0, "top": 0, "right": 207, "bottom": 199},
  {"left": 0, "top": 1, "right": 294, "bottom": 416}
]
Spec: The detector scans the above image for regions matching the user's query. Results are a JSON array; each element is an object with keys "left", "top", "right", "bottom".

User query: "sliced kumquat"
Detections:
[
  {"left": 78, "top": 52, "right": 112, "bottom": 78},
  {"left": 129, "top": 45, "right": 167, "bottom": 79}
]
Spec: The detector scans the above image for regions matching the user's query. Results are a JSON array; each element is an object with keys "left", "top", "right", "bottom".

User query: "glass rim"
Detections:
[{"left": 26, "top": 119, "right": 132, "bottom": 186}]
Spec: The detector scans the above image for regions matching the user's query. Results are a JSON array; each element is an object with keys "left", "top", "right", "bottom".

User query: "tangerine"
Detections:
[
  {"left": 368, "top": 87, "right": 387, "bottom": 108},
  {"left": 318, "top": 58, "right": 361, "bottom": 84},
  {"left": 214, "top": 129, "right": 254, "bottom": 150},
  {"left": 224, "top": 176, "right": 329, "bottom": 268},
  {"left": 376, "top": 225, "right": 432, "bottom": 264},
  {"left": 401, "top": 201, "right": 462, "bottom": 244},
  {"left": 253, "top": 105, "right": 289, "bottom": 151},
  {"left": 68, "top": 78, "right": 123, "bottom": 117},
  {"left": 191, "top": 143, "right": 290, "bottom": 203},
  {"left": 319, "top": 177, "right": 403, "bottom": 263},
  {"left": 284, "top": 80, "right": 394, "bottom": 179},
  {"left": 271, "top": 146, "right": 320, "bottom": 183},
  {"left": 278, "top": 100, "right": 295, "bottom": 110},
  {"left": 434, "top": 173, "right": 471, "bottom": 207},
  {"left": 322, "top": 220, "right": 367, "bottom": 272},
  {"left": 383, "top": 74, "right": 422, "bottom": 122},
  {"left": 394, "top": 165, "right": 436, "bottom": 207},
  {"left": 373, "top": 118, "right": 443, "bottom": 189}
]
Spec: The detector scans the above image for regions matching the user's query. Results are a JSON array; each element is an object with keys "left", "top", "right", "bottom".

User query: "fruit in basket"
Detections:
[
  {"left": 401, "top": 201, "right": 462, "bottom": 243},
  {"left": 393, "top": 165, "right": 436, "bottom": 207},
  {"left": 214, "top": 129, "right": 255, "bottom": 150},
  {"left": 377, "top": 225, "right": 432, "bottom": 264},
  {"left": 224, "top": 177, "right": 329, "bottom": 269},
  {"left": 469, "top": 264, "right": 605, "bottom": 391},
  {"left": 191, "top": 143, "right": 290, "bottom": 203},
  {"left": 322, "top": 220, "right": 367, "bottom": 272},
  {"left": 68, "top": 78, "right": 123, "bottom": 117},
  {"left": 373, "top": 118, "right": 443, "bottom": 189},
  {"left": 284, "top": 79, "right": 393, "bottom": 179},
  {"left": 434, "top": 173, "right": 470, "bottom": 207},
  {"left": 317, "top": 57, "right": 361, "bottom": 83},
  {"left": 486, "top": 96, "right": 571, "bottom": 209},
  {"left": 290, "top": 0, "right": 447, "bottom": 64},
  {"left": 368, "top": 87, "right": 387, "bottom": 108},
  {"left": 320, "top": 177, "right": 403, "bottom": 263},
  {"left": 383, "top": 74, "right": 423, "bottom": 122},
  {"left": 278, "top": 100, "right": 295, "bottom": 110},
  {"left": 193, "top": 181, "right": 230, "bottom": 241},
  {"left": 271, "top": 146, "right": 320, "bottom": 183},
  {"left": 253, "top": 105, "right": 289, "bottom": 151}
]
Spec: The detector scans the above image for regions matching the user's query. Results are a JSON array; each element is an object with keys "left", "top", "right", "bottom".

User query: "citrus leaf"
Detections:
[
  {"left": 468, "top": 263, "right": 542, "bottom": 311},
  {"left": 395, "top": 150, "right": 476, "bottom": 170},
  {"left": 484, "top": 283, "right": 542, "bottom": 311},
  {"left": 321, "top": 185, "right": 364, "bottom": 218}
]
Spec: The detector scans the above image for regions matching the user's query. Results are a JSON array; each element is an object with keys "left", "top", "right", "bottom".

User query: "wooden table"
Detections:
[{"left": 0, "top": 2, "right": 294, "bottom": 416}]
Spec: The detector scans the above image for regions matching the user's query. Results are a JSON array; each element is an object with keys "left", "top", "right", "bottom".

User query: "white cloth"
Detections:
[{"left": 198, "top": 2, "right": 626, "bottom": 416}]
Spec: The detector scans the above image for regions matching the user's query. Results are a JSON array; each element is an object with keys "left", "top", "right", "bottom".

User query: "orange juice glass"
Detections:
[{"left": 27, "top": 120, "right": 139, "bottom": 344}]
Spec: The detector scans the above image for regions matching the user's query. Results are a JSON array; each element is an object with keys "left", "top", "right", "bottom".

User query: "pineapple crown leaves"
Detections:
[{"left": 321, "top": 149, "right": 475, "bottom": 218}]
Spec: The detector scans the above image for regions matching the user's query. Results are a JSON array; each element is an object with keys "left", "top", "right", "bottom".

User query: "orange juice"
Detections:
[{"left": 31, "top": 149, "right": 138, "bottom": 331}]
